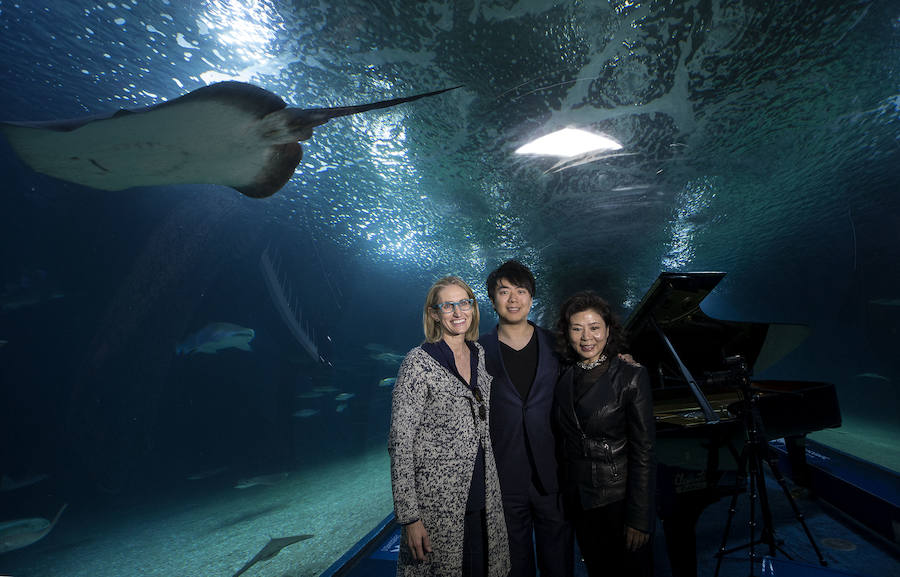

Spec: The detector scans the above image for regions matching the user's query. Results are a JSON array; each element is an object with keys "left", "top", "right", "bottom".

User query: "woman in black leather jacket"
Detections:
[{"left": 553, "top": 291, "right": 655, "bottom": 576}]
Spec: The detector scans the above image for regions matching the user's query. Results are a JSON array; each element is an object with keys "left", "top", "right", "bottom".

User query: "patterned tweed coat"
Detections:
[{"left": 389, "top": 344, "right": 511, "bottom": 577}]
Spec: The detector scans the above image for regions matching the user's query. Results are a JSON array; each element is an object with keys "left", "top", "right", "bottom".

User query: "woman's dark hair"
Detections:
[
  {"left": 486, "top": 260, "right": 536, "bottom": 302},
  {"left": 554, "top": 290, "right": 625, "bottom": 363}
]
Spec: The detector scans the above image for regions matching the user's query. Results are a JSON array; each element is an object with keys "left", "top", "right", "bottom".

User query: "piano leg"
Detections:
[{"left": 784, "top": 435, "right": 811, "bottom": 488}]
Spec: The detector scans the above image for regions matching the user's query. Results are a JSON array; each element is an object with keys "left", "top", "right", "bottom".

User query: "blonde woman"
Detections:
[{"left": 389, "top": 276, "right": 510, "bottom": 577}]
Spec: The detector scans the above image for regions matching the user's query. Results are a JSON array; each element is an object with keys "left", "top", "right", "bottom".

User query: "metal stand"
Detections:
[{"left": 712, "top": 356, "right": 828, "bottom": 577}]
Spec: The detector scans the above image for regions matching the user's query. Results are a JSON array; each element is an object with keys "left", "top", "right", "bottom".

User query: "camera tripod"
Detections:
[{"left": 713, "top": 356, "right": 828, "bottom": 577}]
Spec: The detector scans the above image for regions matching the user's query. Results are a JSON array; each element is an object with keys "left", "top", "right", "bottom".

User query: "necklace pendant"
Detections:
[{"left": 577, "top": 352, "right": 608, "bottom": 370}]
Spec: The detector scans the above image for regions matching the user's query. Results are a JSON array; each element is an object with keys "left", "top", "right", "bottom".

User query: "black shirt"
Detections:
[{"left": 500, "top": 329, "right": 538, "bottom": 400}]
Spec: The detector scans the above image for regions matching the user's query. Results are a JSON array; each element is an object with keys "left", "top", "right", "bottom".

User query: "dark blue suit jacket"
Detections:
[{"left": 479, "top": 322, "right": 561, "bottom": 496}]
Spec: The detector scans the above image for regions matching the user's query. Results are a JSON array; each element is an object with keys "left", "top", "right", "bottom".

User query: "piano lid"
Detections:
[{"left": 625, "top": 272, "right": 808, "bottom": 379}]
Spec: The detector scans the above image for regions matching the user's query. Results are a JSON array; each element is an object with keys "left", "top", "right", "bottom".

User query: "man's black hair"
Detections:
[{"left": 486, "top": 260, "right": 536, "bottom": 302}]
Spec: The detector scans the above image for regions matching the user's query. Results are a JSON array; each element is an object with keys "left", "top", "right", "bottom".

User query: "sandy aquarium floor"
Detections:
[
  {"left": 810, "top": 416, "right": 900, "bottom": 474},
  {"left": 0, "top": 448, "right": 394, "bottom": 577}
]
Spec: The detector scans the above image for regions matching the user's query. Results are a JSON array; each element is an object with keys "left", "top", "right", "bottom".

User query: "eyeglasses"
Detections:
[{"left": 432, "top": 298, "right": 475, "bottom": 314}]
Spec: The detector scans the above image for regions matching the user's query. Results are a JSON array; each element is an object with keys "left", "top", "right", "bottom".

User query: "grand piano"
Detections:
[{"left": 625, "top": 272, "right": 842, "bottom": 576}]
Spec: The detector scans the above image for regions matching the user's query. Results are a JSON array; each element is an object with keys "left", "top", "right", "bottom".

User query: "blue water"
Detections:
[{"left": 0, "top": 1, "right": 897, "bottom": 575}]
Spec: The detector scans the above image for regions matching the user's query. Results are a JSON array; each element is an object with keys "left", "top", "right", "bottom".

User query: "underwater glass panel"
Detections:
[{"left": 0, "top": 1, "right": 896, "bottom": 575}]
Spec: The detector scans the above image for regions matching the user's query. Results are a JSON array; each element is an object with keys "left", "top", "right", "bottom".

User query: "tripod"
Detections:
[{"left": 713, "top": 356, "right": 828, "bottom": 577}]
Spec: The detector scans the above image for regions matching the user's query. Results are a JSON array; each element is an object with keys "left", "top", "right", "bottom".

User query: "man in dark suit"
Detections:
[{"left": 479, "top": 260, "right": 573, "bottom": 577}]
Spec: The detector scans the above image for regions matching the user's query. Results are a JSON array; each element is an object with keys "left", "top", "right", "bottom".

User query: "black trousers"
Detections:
[
  {"left": 503, "top": 482, "right": 574, "bottom": 577},
  {"left": 572, "top": 499, "right": 653, "bottom": 577},
  {"left": 462, "top": 508, "right": 488, "bottom": 577}
]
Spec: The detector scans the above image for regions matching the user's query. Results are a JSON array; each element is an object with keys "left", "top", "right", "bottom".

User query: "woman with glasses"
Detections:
[
  {"left": 553, "top": 291, "right": 655, "bottom": 577},
  {"left": 389, "top": 276, "right": 510, "bottom": 577}
]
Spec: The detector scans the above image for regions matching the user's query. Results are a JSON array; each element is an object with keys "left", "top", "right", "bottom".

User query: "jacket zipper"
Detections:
[{"left": 603, "top": 440, "right": 619, "bottom": 478}]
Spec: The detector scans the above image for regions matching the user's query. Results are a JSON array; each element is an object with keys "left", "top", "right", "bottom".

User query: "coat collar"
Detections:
[
  {"left": 559, "top": 356, "right": 623, "bottom": 421},
  {"left": 421, "top": 340, "right": 480, "bottom": 393}
]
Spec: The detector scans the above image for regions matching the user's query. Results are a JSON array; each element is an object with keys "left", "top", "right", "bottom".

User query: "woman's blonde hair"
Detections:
[{"left": 422, "top": 276, "right": 480, "bottom": 343}]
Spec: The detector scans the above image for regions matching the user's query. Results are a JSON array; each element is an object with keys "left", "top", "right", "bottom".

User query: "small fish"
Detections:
[
  {"left": 335, "top": 392, "right": 355, "bottom": 401},
  {"left": 0, "top": 339, "right": 7, "bottom": 347},
  {"left": 0, "top": 473, "right": 50, "bottom": 492},
  {"left": 292, "top": 409, "right": 319, "bottom": 418},
  {"left": 336, "top": 403, "right": 347, "bottom": 413},
  {"left": 0, "top": 291, "right": 64, "bottom": 312},
  {"left": 313, "top": 385, "right": 339, "bottom": 393},
  {"left": 295, "top": 391, "right": 324, "bottom": 399},
  {"left": 854, "top": 372, "right": 891, "bottom": 382},
  {"left": 372, "top": 352, "right": 405, "bottom": 365},
  {"left": 869, "top": 298, "right": 900, "bottom": 306},
  {"left": 378, "top": 377, "right": 397, "bottom": 388},
  {"left": 234, "top": 472, "right": 288, "bottom": 489},
  {"left": 186, "top": 466, "right": 228, "bottom": 481}
]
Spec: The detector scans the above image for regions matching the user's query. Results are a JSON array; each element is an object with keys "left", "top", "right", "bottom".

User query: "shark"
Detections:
[
  {"left": 176, "top": 322, "right": 255, "bottom": 355},
  {"left": 0, "top": 81, "right": 459, "bottom": 198},
  {"left": 0, "top": 503, "right": 67, "bottom": 554},
  {"left": 232, "top": 534, "right": 313, "bottom": 577}
]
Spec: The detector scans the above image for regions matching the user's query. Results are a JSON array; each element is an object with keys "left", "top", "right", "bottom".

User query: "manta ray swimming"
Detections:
[
  {"left": 0, "top": 81, "right": 459, "bottom": 198},
  {"left": 232, "top": 534, "right": 314, "bottom": 577}
]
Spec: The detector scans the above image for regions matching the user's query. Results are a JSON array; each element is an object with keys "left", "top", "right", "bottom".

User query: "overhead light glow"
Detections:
[{"left": 515, "top": 128, "right": 623, "bottom": 158}]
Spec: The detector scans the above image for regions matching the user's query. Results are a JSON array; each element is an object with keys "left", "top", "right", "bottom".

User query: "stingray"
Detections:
[
  {"left": 0, "top": 81, "right": 460, "bottom": 198},
  {"left": 232, "top": 534, "right": 313, "bottom": 577},
  {"left": 0, "top": 503, "right": 68, "bottom": 554}
]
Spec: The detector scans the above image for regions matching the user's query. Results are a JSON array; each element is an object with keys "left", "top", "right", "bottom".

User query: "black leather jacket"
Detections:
[{"left": 554, "top": 357, "right": 656, "bottom": 533}]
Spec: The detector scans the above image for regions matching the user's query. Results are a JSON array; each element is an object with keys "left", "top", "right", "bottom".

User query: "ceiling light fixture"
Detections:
[{"left": 515, "top": 127, "right": 623, "bottom": 158}]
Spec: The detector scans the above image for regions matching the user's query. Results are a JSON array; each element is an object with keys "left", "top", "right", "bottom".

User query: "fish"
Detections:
[
  {"left": 1, "top": 269, "right": 64, "bottom": 313},
  {"left": 336, "top": 403, "right": 348, "bottom": 413},
  {"left": 0, "top": 81, "right": 460, "bottom": 198},
  {"left": 0, "top": 473, "right": 50, "bottom": 492},
  {"left": 232, "top": 534, "right": 313, "bottom": 577},
  {"left": 870, "top": 298, "right": 900, "bottom": 306},
  {"left": 334, "top": 392, "right": 356, "bottom": 401},
  {"left": 176, "top": 322, "right": 254, "bottom": 355},
  {"left": 378, "top": 377, "right": 397, "bottom": 388},
  {"left": 234, "top": 472, "right": 288, "bottom": 489},
  {"left": 0, "top": 503, "right": 67, "bottom": 554},
  {"left": 292, "top": 409, "right": 319, "bottom": 418},
  {"left": 295, "top": 391, "right": 324, "bottom": 399},
  {"left": 1, "top": 290, "right": 64, "bottom": 312},
  {"left": 854, "top": 372, "right": 891, "bottom": 382},
  {"left": 372, "top": 352, "right": 406, "bottom": 365},
  {"left": 186, "top": 466, "right": 229, "bottom": 481},
  {"left": 312, "top": 385, "right": 339, "bottom": 393}
]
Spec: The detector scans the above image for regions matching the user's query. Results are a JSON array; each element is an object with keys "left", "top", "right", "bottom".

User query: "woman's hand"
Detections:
[
  {"left": 624, "top": 525, "right": 650, "bottom": 551},
  {"left": 404, "top": 520, "right": 432, "bottom": 561}
]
